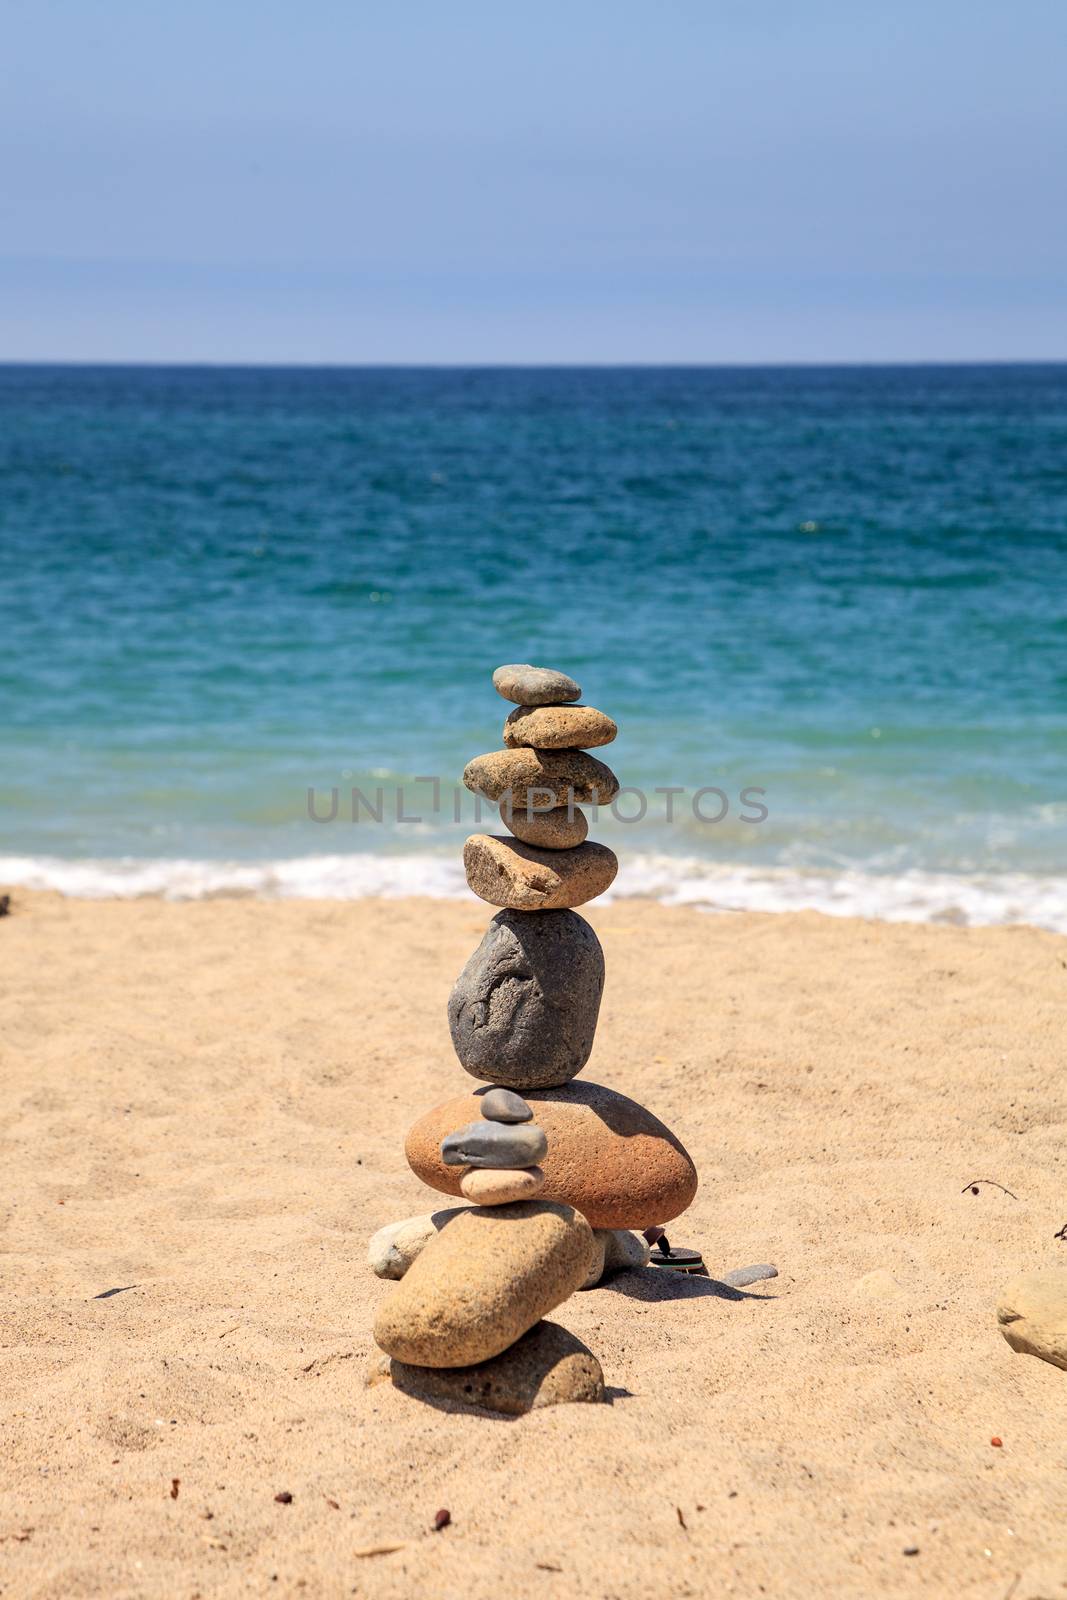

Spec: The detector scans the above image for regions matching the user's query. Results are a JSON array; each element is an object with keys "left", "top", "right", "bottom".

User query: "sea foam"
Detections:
[{"left": 1, "top": 852, "right": 1064, "bottom": 933}]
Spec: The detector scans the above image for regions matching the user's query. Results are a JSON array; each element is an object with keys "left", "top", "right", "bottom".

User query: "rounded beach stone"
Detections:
[
  {"left": 448, "top": 909, "right": 604, "bottom": 1089},
  {"left": 492, "top": 664, "right": 581, "bottom": 706},
  {"left": 406, "top": 1081, "right": 698, "bottom": 1230},
  {"left": 463, "top": 747, "right": 619, "bottom": 807},
  {"left": 600, "top": 1228, "right": 652, "bottom": 1276},
  {"left": 459, "top": 1166, "right": 545, "bottom": 1204},
  {"left": 499, "top": 800, "right": 588, "bottom": 850},
  {"left": 463, "top": 834, "right": 618, "bottom": 912},
  {"left": 998, "top": 1270, "right": 1067, "bottom": 1371},
  {"left": 503, "top": 704, "right": 617, "bottom": 750},
  {"left": 373, "top": 1200, "right": 598, "bottom": 1368},
  {"left": 386, "top": 1320, "right": 604, "bottom": 1414},
  {"left": 479, "top": 1086, "right": 532, "bottom": 1122},
  {"left": 440, "top": 1119, "right": 548, "bottom": 1168},
  {"left": 366, "top": 1207, "right": 467, "bottom": 1280}
]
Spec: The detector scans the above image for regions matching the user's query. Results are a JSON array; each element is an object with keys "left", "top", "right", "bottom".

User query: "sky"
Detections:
[{"left": 2, "top": 0, "right": 1066, "bottom": 364}]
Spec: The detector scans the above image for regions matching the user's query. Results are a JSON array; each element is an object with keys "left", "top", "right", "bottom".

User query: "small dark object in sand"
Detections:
[
  {"left": 274, "top": 1491, "right": 293, "bottom": 1505},
  {"left": 962, "top": 1178, "right": 1019, "bottom": 1200},
  {"left": 170, "top": 1479, "right": 179, "bottom": 1500},
  {"left": 676, "top": 1506, "right": 687, "bottom": 1529},
  {"left": 433, "top": 1508, "right": 451, "bottom": 1531},
  {"left": 0, "top": 896, "right": 10, "bottom": 918}
]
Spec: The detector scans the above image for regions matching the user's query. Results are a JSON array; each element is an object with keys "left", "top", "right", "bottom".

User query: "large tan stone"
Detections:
[
  {"left": 503, "top": 704, "right": 617, "bottom": 750},
  {"left": 463, "top": 834, "right": 618, "bottom": 911},
  {"left": 373, "top": 1201, "right": 597, "bottom": 1368},
  {"left": 405, "top": 1081, "right": 698, "bottom": 1230},
  {"left": 463, "top": 747, "right": 619, "bottom": 808},
  {"left": 385, "top": 1320, "right": 605, "bottom": 1414},
  {"left": 998, "top": 1270, "right": 1067, "bottom": 1371}
]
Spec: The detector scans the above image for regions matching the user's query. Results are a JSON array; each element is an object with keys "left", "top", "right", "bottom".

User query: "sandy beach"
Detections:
[{"left": 3, "top": 890, "right": 1066, "bottom": 1599}]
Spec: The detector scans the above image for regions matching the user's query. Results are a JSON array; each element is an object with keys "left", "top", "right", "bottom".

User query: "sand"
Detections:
[{"left": 3, "top": 890, "right": 1066, "bottom": 1599}]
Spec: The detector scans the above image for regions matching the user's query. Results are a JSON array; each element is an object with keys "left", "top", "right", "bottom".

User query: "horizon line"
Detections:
[{"left": 2, "top": 357, "right": 1066, "bottom": 372}]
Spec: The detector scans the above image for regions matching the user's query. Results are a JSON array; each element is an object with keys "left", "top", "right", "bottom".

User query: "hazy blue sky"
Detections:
[{"left": 2, "top": 1, "right": 1065, "bottom": 362}]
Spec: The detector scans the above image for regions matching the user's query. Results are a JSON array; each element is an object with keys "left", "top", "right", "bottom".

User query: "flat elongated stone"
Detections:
[
  {"left": 449, "top": 909, "right": 604, "bottom": 1088},
  {"left": 503, "top": 704, "right": 617, "bottom": 750},
  {"left": 499, "top": 800, "right": 588, "bottom": 850},
  {"left": 366, "top": 1207, "right": 467, "bottom": 1280},
  {"left": 480, "top": 1086, "right": 532, "bottom": 1122},
  {"left": 492, "top": 664, "right": 581, "bottom": 706},
  {"left": 463, "top": 747, "right": 619, "bottom": 808},
  {"left": 441, "top": 1119, "right": 548, "bottom": 1168},
  {"left": 464, "top": 834, "right": 618, "bottom": 912},
  {"left": 460, "top": 1166, "right": 545, "bottom": 1204},
  {"left": 373, "top": 1201, "right": 597, "bottom": 1367},
  {"left": 407, "top": 1081, "right": 698, "bottom": 1230},
  {"left": 385, "top": 1320, "right": 604, "bottom": 1414}
]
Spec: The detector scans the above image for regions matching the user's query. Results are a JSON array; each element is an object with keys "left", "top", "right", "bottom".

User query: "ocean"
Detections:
[{"left": 1, "top": 363, "right": 1065, "bottom": 928}]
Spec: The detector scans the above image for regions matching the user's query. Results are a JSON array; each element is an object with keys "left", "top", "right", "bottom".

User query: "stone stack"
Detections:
[{"left": 369, "top": 663, "right": 698, "bottom": 1413}]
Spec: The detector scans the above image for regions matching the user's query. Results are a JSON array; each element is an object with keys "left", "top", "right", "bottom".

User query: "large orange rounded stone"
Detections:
[{"left": 405, "top": 1081, "right": 698, "bottom": 1230}]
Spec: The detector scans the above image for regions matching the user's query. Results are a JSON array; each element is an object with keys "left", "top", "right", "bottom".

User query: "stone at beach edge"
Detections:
[
  {"left": 998, "top": 1270, "right": 1067, "bottom": 1371},
  {"left": 460, "top": 1166, "right": 545, "bottom": 1204},
  {"left": 463, "top": 747, "right": 619, "bottom": 807},
  {"left": 464, "top": 834, "right": 618, "bottom": 912},
  {"left": 479, "top": 1086, "right": 532, "bottom": 1122},
  {"left": 371, "top": 1321, "right": 605, "bottom": 1414},
  {"left": 448, "top": 909, "right": 605, "bottom": 1089},
  {"left": 492, "top": 664, "right": 581, "bottom": 706},
  {"left": 503, "top": 704, "right": 617, "bottom": 750},
  {"left": 440, "top": 1119, "right": 548, "bottom": 1168},
  {"left": 367, "top": 1207, "right": 467, "bottom": 1280},
  {"left": 499, "top": 800, "right": 588, "bottom": 850},
  {"left": 373, "top": 1201, "right": 598, "bottom": 1367},
  {"left": 406, "top": 1081, "right": 698, "bottom": 1230}
]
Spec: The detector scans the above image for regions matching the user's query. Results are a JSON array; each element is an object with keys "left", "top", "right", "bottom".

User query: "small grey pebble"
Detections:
[
  {"left": 720, "top": 1264, "right": 779, "bottom": 1289},
  {"left": 480, "top": 1087, "right": 533, "bottom": 1123},
  {"left": 440, "top": 1120, "right": 548, "bottom": 1169}
]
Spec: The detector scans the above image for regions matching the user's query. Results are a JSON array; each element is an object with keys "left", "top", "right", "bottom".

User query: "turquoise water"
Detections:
[{"left": 1, "top": 364, "right": 1065, "bottom": 925}]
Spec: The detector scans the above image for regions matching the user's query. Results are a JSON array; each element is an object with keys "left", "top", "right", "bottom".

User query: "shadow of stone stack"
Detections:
[{"left": 369, "top": 663, "right": 698, "bottom": 1415}]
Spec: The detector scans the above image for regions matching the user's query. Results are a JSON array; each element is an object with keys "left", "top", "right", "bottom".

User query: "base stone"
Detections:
[{"left": 368, "top": 1320, "right": 605, "bottom": 1414}]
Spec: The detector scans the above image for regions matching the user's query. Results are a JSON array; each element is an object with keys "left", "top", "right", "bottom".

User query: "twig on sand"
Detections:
[
  {"left": 961, "top": 1179, "right": 1019, "bottom": 1201},
  {"left": 354, "top": 1543, "right": 406, "bottom": 1558}
]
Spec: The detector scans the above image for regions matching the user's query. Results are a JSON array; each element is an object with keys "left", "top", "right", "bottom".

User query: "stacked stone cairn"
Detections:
[{"left": 368, "top": 663, "right": 698, "bottom": 1414}]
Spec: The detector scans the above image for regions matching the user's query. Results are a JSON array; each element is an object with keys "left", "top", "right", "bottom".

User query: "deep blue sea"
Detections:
[{"left": 1, "top": 364, "right": 1065, "bottom": 927}]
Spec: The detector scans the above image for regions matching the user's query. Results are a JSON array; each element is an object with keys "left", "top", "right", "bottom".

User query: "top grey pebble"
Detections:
[
  {"left": 492, "top": 664, "right": 581, "bottom": 706},
  {"left": 479, "top": 1086, "right": 533, "bottom": 1123}
]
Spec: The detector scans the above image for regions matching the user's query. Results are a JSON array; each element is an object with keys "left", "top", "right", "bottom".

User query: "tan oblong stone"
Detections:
[
  {"left": 499, "top": 800, "right": 588, "bottom": 850},
  {"left": 463, "top": 834, "right": 617, "bottom": 911},
  {"left": 373, "top": 1201, "right": 597, "bottom": 1368},
  {"left": 503, "top": 705, "right": 617, "bottom": 750},
  {"left": 463, "top": 747, "right": 619, "bottom": 808},
  {"left": 459, "top": 1166, "right": 546, "bottom": 1204},
  {"left": 406, "top": 1082, "right": 698, "bottom": 1231}
]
